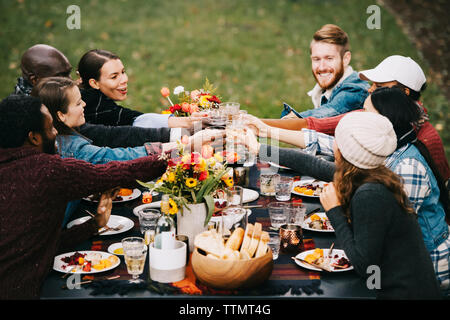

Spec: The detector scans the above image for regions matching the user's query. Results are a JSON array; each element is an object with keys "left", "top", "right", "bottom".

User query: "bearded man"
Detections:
[{"left": 281, "top": 24, "right": 369, "bottom": 119}]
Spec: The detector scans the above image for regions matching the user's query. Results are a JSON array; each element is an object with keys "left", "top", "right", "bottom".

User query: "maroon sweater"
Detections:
[{"left": 0, "top": 146, "right": 167, "bottom": 299}]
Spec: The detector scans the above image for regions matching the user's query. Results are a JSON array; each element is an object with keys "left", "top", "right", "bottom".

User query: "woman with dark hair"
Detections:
[
  {"left": 319, "top": 112, "right": 441, "bottom": 299},
  {"left": 244, "top": 87, "right": 450, "bottom": 295},
  {"left": 31, "top": 77, "right": 222, "bottom": 225},
  {"left": 77, "top": 49, "right": 202, "bottom": 129}
]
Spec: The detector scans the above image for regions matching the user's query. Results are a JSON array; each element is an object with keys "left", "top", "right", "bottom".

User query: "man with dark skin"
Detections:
[{"left": 15, "top": 44, "right": 73, "bottom": 95}]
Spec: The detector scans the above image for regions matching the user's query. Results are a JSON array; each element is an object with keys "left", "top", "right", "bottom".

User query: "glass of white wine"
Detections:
[{"left": 122, "top": 237, "right": 147, "bottom": 283}]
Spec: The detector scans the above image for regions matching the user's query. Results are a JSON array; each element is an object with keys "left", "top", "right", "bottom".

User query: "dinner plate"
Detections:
[
  {"left": 53, "top": 250, "right": 120, "bottom": 274},
  {"left": 302, "top": 211, "right": 334, "bottom": 233},
  {"left": 82, "top": 188, "right": 142, "bottom": 203},
  {"left": 210, "top": 209, "right": 252, "bottom": 225},
  {"left": 294, "top": 249, "right": 353, "bottom": 272},
  {"left": 67, "top": 215, "right": 134, "bottom": 235},
  {"left": 132, "top": 188, "right": 260, "bottom": 216},
  {"left": 107, "top": 242, "right": 124, "bottom": 256},
  {"left": 291, "top": 179, "right": 327, "bottom": 198}
]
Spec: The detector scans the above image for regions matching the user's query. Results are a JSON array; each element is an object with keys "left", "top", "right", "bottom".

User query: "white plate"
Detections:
[
  {"left": 67, "top": 215, "right": 134, "bottom": 236},
  {"left": 107, "top": 242, "right": 124, "bottom": 256},
  {"left": 132, "top": 188, "right": 260, "bottom": 215},
  {"left": 83, "top": 188, "right": 142, "bottom": 203},
  {"left": 291, "top": 179, "right": 327, "bottom": 198},
  {"left": 53, "top": 250, "right": 120, "bottom": 274},
  {"left": 294, "top": 249, "right": 353, "bottom": 272},
  {"left": 302, "top": 211, "right": 334, "bottom": 233},
  {"left": 210, "top": 209, "right": 252, "bottom": 225}
]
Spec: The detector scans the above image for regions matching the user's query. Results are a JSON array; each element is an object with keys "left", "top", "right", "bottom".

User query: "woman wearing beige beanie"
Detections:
[{"left": 318, "top": 112, "right": 441, "bottom": 299}]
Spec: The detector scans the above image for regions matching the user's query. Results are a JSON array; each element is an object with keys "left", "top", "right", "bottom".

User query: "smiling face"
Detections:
[
  {"left": 310, "top": 41, "right": 350, "bottom": 90},
  {"left": 89, "top": 58, "right": 128, "bottom": 101},
  {"left": 57, "top": 86, "right": 86, "bottom": 128}
]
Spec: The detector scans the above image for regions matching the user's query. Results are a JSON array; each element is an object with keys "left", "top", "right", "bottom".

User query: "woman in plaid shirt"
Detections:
[{"left": 248, "top": 87, "right": 450, "bottom": 295}]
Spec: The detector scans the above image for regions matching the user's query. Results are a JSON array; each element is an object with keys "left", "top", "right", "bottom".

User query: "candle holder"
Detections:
[{"left": 279, "top": 224, "right": 304, "bottom": 253}]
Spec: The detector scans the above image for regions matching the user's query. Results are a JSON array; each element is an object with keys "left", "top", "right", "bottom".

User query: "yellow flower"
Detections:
[
  {"left": 167, "top": 171, "right": 176, "bottom": 183},
  {"left": 223, "top": 176, "right": 234, "bottom": 188},
  {"left": 185, "top": 178, "right": 198, "bottom": 188},
  {"left": 168, "top": 198, "right": 178, "bottom": 215},
  {"left": 199, "top": 95, "right": 212, "bottom": 107}
]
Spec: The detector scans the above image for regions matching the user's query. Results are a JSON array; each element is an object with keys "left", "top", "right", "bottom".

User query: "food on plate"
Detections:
[
  {"left": 294, "top": 181, "right": 327, "bottom": 196},
  {"left": 60, "top": 251, "right": 118, "bottom": 273},
  {"left": 304, "top": 248, "right": 324, "bottom": 264},
  {"left": 308, "top": 214, "right": 332, "bottom": 231},
  {"left": 113, "top": 248, "right": 124, "bottom": 255},
  {"left": 118, "top": 188, "right": 133, "bottom": 196},
  {"left": 303, "top": 248, "right": 351, "bottom": 271},
  {"left": 194, "top": 222, "right": 270, "bottom": 260}
]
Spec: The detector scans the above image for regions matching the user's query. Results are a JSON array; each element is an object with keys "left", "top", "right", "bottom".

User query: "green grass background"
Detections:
[{"left": 1, "top": 0, "right": 448, "bottom": 157}]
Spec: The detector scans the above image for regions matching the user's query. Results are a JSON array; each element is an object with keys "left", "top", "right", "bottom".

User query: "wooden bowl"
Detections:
[{"left": 191, "top": 248, "right": 274, "bottom": 290}]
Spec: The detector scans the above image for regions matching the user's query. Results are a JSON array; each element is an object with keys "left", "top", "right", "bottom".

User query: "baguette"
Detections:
[
  {"left": 194, "top": 230, "right": 225, "bottom": 258},
  {"left": 225, "top": 227, "right": 244, "bottom": 251},
  {"left": 247, "top": 222, "right": 262, "bottom": 257},
  {"left": 255, "top": 231, "right": 270, "bottom": 258},
  {"left": 239, "top": 223, "right": 254, "bottom": 254}
]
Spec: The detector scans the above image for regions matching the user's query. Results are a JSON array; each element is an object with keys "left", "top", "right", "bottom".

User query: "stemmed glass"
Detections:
[{"left": 122, "top": 237, "right": 147, "bottom": 283}]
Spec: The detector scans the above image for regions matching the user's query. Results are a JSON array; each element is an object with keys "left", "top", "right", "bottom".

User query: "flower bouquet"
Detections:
[
  {"left": 137, "top": 144, "right": 232, "bottom": 226},
  {"left": 160, "top": 78, "right": 222, "bottom": 117}
]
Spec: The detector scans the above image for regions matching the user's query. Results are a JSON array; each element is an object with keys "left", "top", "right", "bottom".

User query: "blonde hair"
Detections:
[{"left": 311, "top": 24, "right": 350, "bottom": 56}]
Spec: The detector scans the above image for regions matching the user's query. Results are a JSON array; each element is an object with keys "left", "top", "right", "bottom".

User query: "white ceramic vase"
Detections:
[{"left": 176, "top": 203, "right": 208, "bottom": 252}]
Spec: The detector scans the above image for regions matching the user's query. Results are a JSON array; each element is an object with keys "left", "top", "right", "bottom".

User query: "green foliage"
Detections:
[{"left": 1, "top": 0, "right": 448, "bottom": 157}]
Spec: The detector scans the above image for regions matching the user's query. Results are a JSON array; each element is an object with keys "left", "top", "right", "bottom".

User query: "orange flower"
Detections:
[{"left": 160, "top": 87, "right": 170, "bottom": 97}]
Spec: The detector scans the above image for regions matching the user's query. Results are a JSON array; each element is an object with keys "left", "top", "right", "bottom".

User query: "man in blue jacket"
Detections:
[{"left": 281, "top": 24, "right": 369, "bottom": 119}]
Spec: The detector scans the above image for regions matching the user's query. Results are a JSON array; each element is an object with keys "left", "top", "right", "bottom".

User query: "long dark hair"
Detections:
[
  {"left": 371, "top": 87, "right": 449, "bottom": 217},
  {"left": 77, "top": 49, "right": 119, "bottom": 89},
  {"left": 334, "top": 154, "right": 415, "bottom": 220},
  {"left": 30, "top": 77, "right": 78, "bottom": 136}
]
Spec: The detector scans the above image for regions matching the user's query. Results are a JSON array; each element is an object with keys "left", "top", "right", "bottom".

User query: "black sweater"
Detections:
[
  {"left": 327, "top": 183, "right": 441, "bottom": 299},
  {"left": 78, "top": 123, "right": 171, "bottom": 148},
  {"left": 81, "top": 87, "right": 143, "bottom": 126}
]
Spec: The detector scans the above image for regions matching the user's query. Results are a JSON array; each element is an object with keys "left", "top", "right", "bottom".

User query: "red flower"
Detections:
[
  {"left": 168, "top": 157, "right": 182, "bottom": 167},
  {"left": 198, "top": 170, "right": 209, "bottom": 181},
  {"left": 169, "top": 104, "right": 182, "bottom": 113},
  {"left": 207, "top": 95, "right": 221, "bottom": 104}
]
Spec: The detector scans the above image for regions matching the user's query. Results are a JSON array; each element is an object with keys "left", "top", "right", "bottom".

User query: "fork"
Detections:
[{"left": 98, "top": 224, "right": 124, "bottom": 234}]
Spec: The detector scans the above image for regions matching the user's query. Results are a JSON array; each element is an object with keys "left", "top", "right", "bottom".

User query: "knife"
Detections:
[{"left": 304, "top": 207, "right": 321, "bottom": 219}]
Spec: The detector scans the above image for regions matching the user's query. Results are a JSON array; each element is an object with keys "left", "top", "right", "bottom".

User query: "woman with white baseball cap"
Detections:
[{"left": 319, "top": 112, "right": 441, "bottom": 299}]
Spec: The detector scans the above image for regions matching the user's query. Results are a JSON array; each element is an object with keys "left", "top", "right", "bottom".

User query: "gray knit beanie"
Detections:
[{"left": 335, "top": 112, "right": 397, "bottom": 169}]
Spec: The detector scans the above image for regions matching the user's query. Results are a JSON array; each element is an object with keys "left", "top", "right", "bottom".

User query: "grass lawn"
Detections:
[{"left": 1, "top": 0, "right": 448, "bottom": 157}]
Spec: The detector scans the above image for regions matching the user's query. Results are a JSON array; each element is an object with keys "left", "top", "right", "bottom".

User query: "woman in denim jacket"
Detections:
[{"left": 31, "top": 77, "right": 222, "bottom": 224}]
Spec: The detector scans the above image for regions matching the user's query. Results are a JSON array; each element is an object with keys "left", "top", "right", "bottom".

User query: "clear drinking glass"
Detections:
[
  {"left": 268, "top": 202, "right": 289, "bottom": 229},
  {"left": 260, "top": 173, "right": 278, "bottom": 196},
  {"left": 138, "top": 208, "right": 160, "bottom": 234},
  {"left": 287, "top": 202, "right": 306, "bottom": 225},
  {"left": 226, "top": 186, "right": 243, "bottom": 209},
  {"left": 268, "top": 232, "right": 281, "bottom": 260},
  {"left": 274, "top": 176, "right": 294, "bottom": 201},
  {"left": 122, "top": 237, "right": 147, "bottom": 282}
]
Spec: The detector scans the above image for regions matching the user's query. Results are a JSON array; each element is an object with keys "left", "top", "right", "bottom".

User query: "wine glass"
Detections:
[{"left": 121, "top": 237, "right": 147, "bottom": 283}]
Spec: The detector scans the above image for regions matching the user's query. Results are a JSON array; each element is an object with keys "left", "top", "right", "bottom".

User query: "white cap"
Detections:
[
  {"left": 359, "top": 55, "right": 426, "bottom": 92},
  {"left": 335, "top": 112, "right": 397, "bottom": 169}
]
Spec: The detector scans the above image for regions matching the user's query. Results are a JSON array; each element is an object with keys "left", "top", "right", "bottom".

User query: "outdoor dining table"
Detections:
[{"left": 40, "top": 161, "right": 376, "bottom": 301}]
